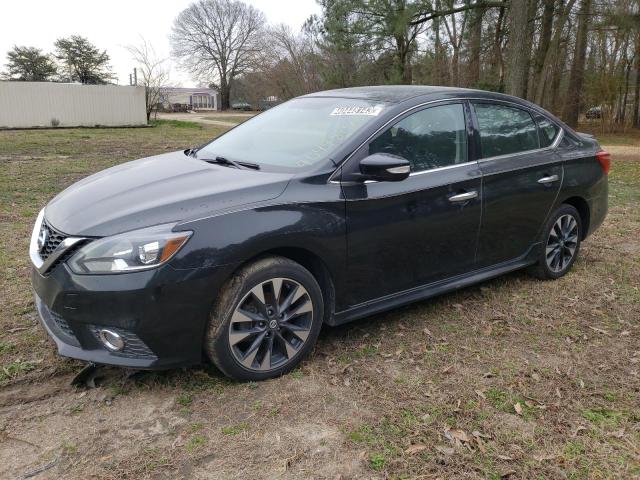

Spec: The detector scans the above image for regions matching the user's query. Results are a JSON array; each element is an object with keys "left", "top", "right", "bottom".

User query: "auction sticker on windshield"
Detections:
[{"left": 330, "top": 105, "right": 383, "bottom": 116}]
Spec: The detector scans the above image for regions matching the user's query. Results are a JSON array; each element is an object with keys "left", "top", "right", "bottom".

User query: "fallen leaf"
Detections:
[
  {"left": 531, "top": 372, "right": 541, "bottom": 382},
  {"left": 172, "top": 432, "right": 187, "bottom": 449},
  {"left": 534, "top": 453, "right": 557, "bottom": 462},
  {"left": 514, "top": 403, "right": 523, "bottom": 415},
  {"left": 445, "top": 428, "right": 469, "bottom": 444},
  {"left": 472, "top": 430, "right": 491, "bottom": 439},
  {"left": 435, "top": 445, "right": 455, "bottom": 455},
  {"left": 405, "top": 444, "right": 427, "bottom": 454},
  {"left": 589, "top": 326, "right": 610, "bottom": 336},
  {"left": 475, "top": 389, "right": 486, "bottom": 399},
  {"left": 497, "top": 454, "right": 513, "bottom": 461}
]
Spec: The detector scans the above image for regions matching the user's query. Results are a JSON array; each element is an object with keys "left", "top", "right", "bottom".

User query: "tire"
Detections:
[
  {"left": 205, "top": 256, "right": 324, "bottom": 381},
  {"left": 528, "top": 204, "right": 582, "bottom": 280}
]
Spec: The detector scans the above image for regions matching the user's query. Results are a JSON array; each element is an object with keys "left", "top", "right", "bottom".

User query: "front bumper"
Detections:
[{"left": 31, "top": 261, "right": 236, "bottom": 369}]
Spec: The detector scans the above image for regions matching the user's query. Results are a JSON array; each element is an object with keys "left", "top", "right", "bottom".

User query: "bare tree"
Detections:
[
  {"left": 126, "top": 38, "right": 169, "bottom": 121},
  {"left": 170, "top": 0, "right": 265, "bottom": 110},
  {"left": 265, "top": 25, "right": 322, "bottom": 97}
]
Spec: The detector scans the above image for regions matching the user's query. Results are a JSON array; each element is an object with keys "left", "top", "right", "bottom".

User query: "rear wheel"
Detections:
[
  {"left": 205, "top": 256, "right": 323, "bottom": 381},
  {"left": 528, "top": 204, "right": 582, "bottom": 280}
]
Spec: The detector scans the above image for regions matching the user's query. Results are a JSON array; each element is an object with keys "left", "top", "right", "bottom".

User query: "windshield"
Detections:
[{"left": 198, "top": 97, "right": 388, "bottom": 171}]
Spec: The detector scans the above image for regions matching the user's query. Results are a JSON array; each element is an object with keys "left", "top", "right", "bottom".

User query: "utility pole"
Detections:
[{"left": 133, "top": 67, "right": 137, "bottom": 86}]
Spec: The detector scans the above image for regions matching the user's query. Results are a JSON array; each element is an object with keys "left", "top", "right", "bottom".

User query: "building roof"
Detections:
[{"left": 160, "top": 86, "right": 218, "bottom": 94}]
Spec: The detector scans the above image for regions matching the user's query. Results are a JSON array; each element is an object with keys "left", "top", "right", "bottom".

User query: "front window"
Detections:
[
  {"left": 369, "top": 103, "right": 468, "bottom": 173},
  {"left": 198, "top": 97, "right": 388, "bottom": 171}
]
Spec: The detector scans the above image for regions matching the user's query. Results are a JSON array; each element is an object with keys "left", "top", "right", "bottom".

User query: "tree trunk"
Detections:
[
  {"left": 634, "top": 32, "right": 640, "bottom": 128},
  {"left": 522, "top": 0, "right": 538, "bottom": 99},
  {"left": 491, "top": 6, "right": 506, "bottom": 89},
  {"left": 618, "top": 55, "right": 632, "bottom": 125},
  {"left": 396, "top": 36, "right": 413, "bottom": 84},
  {"left": 563, "top": 0, "right": 592, "bottom": 127},
  {"left": 505, "top": 0, "right": 531, "bottom": 97},
  {"left": 433, "top": 0, "right": 445, "bottom": 85},
  {"left": 468, "top": 6, "right": 485, "bottom": 87},
  {"left": 220, "top": 76, "right": 230, "bottom": 110},
  {"left": 534, "top": 0, "right": 578, "bottom": 108},
  {"left": 451, "top": 46, "right": 460, "bottom": 86},
  {"left": 533, "top": 0, "right": 555, "bottom": 85}
]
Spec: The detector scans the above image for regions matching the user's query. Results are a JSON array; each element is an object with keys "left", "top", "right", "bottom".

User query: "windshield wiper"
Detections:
[{"left": 200, "top": 156, "right": 260, "bottom": 170}]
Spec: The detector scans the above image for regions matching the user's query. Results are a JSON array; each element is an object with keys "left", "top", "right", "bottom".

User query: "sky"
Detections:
[{"left": 0, "top": 0, "right": 321, "bottom": 87}]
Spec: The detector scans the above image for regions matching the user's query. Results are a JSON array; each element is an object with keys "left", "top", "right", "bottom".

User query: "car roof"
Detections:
[{"left": 303, "top": 85, "right": 513, "bottom": 104}]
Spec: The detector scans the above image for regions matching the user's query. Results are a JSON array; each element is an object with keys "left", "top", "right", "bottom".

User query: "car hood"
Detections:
[{"left": 45, "top": 150, "right": 292, "bottom": 236}]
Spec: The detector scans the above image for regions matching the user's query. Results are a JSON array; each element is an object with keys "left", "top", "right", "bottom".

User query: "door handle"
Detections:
[
  {"left": 448, "top": 191, "right": 478, "bottom": 203},
  {"left": 538, "top": 174, "right": 559, "bottom": 184}
]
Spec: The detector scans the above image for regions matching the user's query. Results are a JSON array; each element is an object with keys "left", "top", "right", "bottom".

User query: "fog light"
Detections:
[{"left": 98, "top": 329, "right": 125, "bottom": 352}]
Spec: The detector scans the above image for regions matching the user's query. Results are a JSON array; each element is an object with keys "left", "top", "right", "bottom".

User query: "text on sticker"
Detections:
[{"left": 330, "top": 106, "right": 383, "bottom": 116}]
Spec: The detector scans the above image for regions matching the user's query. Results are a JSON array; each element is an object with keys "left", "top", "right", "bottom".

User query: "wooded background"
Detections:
[{"left": 223, "top": 0, "right": 640, "bottom": 132}]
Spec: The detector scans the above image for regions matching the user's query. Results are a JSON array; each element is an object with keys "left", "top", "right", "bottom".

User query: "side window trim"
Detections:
[
  {"left": 470, "top": 100, "right": 564, "bottom": 162},
  {"left": 329, "top": 97, "right": 564, "bottom": 184}
]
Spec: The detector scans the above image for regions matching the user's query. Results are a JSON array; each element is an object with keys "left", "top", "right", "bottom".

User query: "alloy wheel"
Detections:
[
  {"left": 545, "top": 214, "right": 579, "bottom": 273},
  {"left": 228, "top": 277, "right": 314, "bottom": 372}
]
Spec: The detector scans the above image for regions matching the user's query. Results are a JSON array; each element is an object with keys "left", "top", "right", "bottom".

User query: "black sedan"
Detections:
[{"left": 30, "top": 86, "right": 609, "bottom": 380}]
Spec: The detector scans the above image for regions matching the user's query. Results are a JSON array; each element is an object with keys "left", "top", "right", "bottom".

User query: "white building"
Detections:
[
  {"left": 159, "top": 87, "right": 220, "bottom": 111},
  {"left": 0, "top": 82, "right": 147, "bottom": 128}
]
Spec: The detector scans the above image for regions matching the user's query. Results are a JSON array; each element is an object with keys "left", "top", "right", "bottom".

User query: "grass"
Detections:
[
  {"left": 0, "top": 122, "right": 638, "bottom": 478},
  {"left": 221, "top": 424, "right": 249, "bottom": 435},
  {"left": 149, "top": 118, "right": 203, "bottom": 129},
  {"left": 203, "top": 115, "right": 254, "bottom": 125},
  {"left": 0, "top": 360, "right": 36, "bottom": 381}
]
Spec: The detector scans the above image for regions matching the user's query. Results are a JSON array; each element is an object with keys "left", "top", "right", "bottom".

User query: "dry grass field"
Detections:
[{"left": 0, "top": 121, "right": 638, "bottom": 479}]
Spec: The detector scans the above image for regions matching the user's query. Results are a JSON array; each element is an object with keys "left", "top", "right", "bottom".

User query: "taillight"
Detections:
[{"left": 596, "top": 150, "right": 611, "bottom": 174}]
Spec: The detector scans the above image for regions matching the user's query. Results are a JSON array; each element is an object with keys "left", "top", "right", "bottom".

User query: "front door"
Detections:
[
  {"left": 341, "top": 102, "right": 482, "bottom": 307},
  {"left": 471, "top": 102, "right": 563, "bottom": 267}
]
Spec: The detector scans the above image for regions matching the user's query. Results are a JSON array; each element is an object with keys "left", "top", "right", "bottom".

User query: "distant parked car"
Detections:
[
  {"left": 231, "top": 102, "right": 252, "bottom": 111},
  {"left": 31, "top": 86, "right": 609, "bottom": 381},
  {"left": 586, "top": 106, "right": 602, "bottom": 119}
]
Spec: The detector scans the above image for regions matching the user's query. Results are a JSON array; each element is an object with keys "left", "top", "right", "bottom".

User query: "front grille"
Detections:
[
  {"left": 39, "top": 222, "right": 67, "bottom": 261},
  {"left": 89, "top": 326, "right": 158, "bottom": 360}
]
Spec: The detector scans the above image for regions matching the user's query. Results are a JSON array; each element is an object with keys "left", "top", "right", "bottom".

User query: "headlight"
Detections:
[{"left": 68, "top": 224, "right": 192, "bottom": 274}]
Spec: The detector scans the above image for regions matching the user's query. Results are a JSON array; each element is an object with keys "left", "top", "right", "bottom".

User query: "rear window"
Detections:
[
  {"left": 535, "top": 115, "right": 560, "bottom": 147},
  {"left": 473, "top": 103, "right": 539, "bottom": 158}
]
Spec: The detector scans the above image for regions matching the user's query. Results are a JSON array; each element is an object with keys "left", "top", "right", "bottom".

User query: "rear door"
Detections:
[
  {"left": 471, "top": 102, "right": 563, "bottom": 268},
  {"left": 341, "top": 102, "right": 482, "bottom": 307}
]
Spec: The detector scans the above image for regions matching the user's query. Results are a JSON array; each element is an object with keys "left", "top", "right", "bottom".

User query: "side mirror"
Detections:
[{"left": 359, "top": 153, "right": 410, "bottom": 182}]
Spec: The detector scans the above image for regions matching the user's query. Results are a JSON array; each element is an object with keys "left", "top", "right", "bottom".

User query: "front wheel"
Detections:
[
  {"left": 528, "top": 204, "right": 582, "bottom": 280},
  {"left": 205, "top": 256, "right": 324, "bottom": 381}
]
